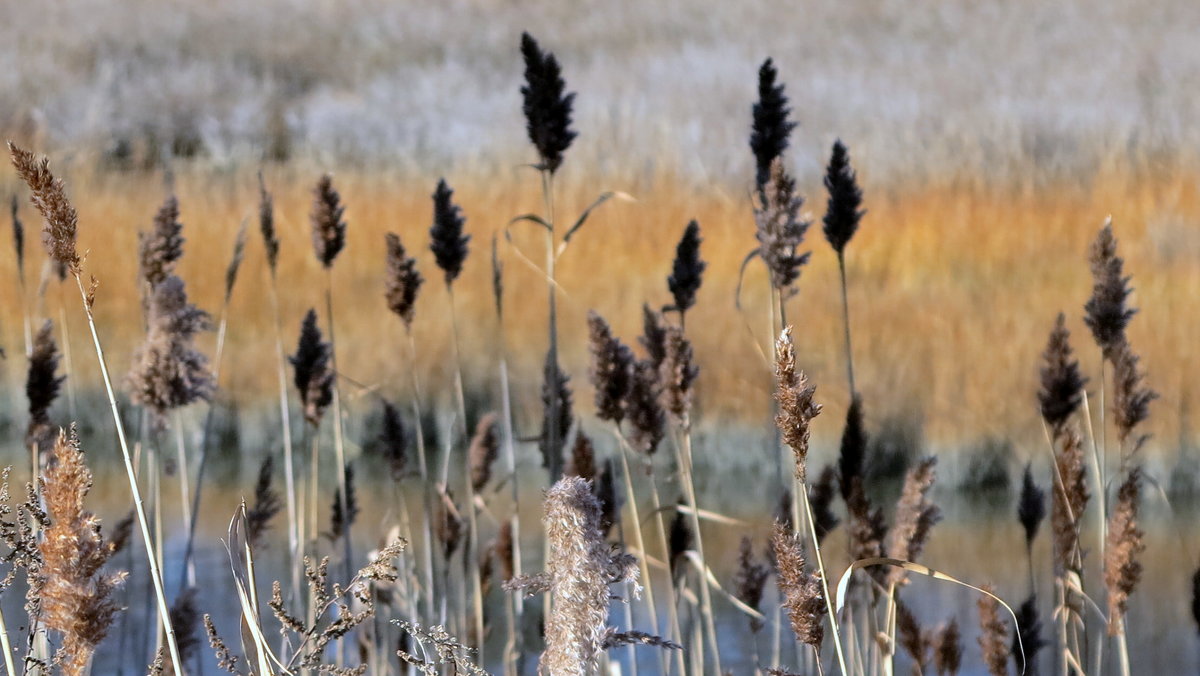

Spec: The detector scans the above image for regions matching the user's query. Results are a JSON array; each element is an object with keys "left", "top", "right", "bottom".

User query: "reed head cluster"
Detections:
[
  {"left": 733, "top": 536, "right": 769, "bottom": 632},
  {"left": 838, "top": 394, "right": 867, "bottom": 501},
  {"left": 520, "top": 32, "right": 576, "bottom": 174},
  {"left": 246, "top": 456, "right": 282, "bottom": 548},
  {"left": 290, "top": 309, "right": 334, "bottom": 427},
  {"left": 10, "top": 193, "right": 24, "bottom": 274},
  {"left": 1110, "top": 340, "right": 1156, "bottom": 451},
  {"left": 771, "top": 521, "right": 826, "bottom": 650},
  {"left": 9, "top": 143, "right": 80, "bottom": 275},
  {"left": 26, "top": 320, "right": 65, "bottom": 452},
  {"left": 310, "top": 173, "right": 347, "bottom": 268},
  {"left": 39, "top": 428, "right": 126, "bottom": 676},
  {"left": 976, "top": 587, "right": 1009, "bottom": 676},
  {"left": 258, "top": 175, "right": 280, "bottom": 275},
  {"left": 808, "top": 465, "right": 840, "bottom": 543},
  {"left": 566, "top": 432, "right": 596, "bottom": 482},
  {"left": 822, "top": 140, "right": 865, "bottom": 255},
  {"left": 884, "top": 457, "right": 941, "bottom": 587},
  {"left": 1038, "top": 313, "right": 1086, "bottom": 434},
  {"left": 587, "top": 312, "right": 634, "bottom": 424},
  {"left": 1016, "top": 463, "right": 1046, "bottom": 549},
  {"left": 378, "top": 400, "right": 408, "bottom": 481},
  {"left": 385, "top": 232, "right": 423, "bottom": 328},
  {"left": 659, "top": 326, "right": 698, "bottom": 425},
  {"left": 774, "top": 327, "right": 821, "bottom": 482},
  {"left": 1012, "top": 594, "right": 1045, "bottom": 675},
  {"left": 755, "top": 159, "right": 811, "bottom": 295},
  {"left": 667, "top": 220, "right": 705, "bottom": 317},
  {"left": 933, "top": 619, "right": 962, "bottom": 676},
  {"left": 127, "top": 275, "right": 215, "bottom": 424},
  {"left": 468, "top": 412, "right": 500, "bottom": 493},
  {"left": 430, "top": 179, "right": 470, "bottom": 285},
  {"left": 138, "top": 195, "right": 185, "bottom": 289},
  {"left": 750, "top": 58, "right": 796, "bottom": 195},
  {"left": 1104, "top": 467, "right": 1145, "bottom": 633},
  {"left": 626, "top": 360, "right": 665, "bottom": 457},
  {"left": 1083, "top": 221, "right": 1134, "bottom": 359},
  {"left": 1051, "top": 427, "right": 1089, "bottom": 576}
]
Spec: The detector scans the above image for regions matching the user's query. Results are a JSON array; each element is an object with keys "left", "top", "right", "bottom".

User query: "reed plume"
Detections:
[
  {"left": 138, "top": 195, "right": 184, "bottom": 289},
  {"left": 808, "top": 465, "right": 840, "bottom": 544},
  {"left": 1110, "top": 339, "right": 1156, "bottom": 452},
  {"left": 933, "top": 618, "right": 962, "bottom": 676},
  {"left": 593, "top": 459, "right": 618, "bottom": 539},
  {"left": 566, "top": 432, "right": 596, "bottom": 482},
  {"left": 626, "top": 360, "right": 665, "bottom": 457},
  {"left": 771, "top": 521, "right": 826, "bottom": 651},
  {"left": 430, "top": 179, "right": 470, "bottom": 285},
  {"left": 539, "top": 351, "right": 573, "bottom": 480},
  {"left": 223, "top": 220, "right": 247, "bottom": 302},
  {"left": 755, "top": 160, "right": 811, "bottom": 296},
  {"left": 1051, "top": 427, "right": 1089, "bottom": 575},
  {"left": 377, "top": 400, "right": 408, "bottom": 481},
  {"left": 667, "top": 503, "right": 692, "bottom": 583},
  {"left": 495, "top": 521, "right": 515, "bottom": 583},
  {"left": 822, "top": 140, "right": 865, "bottom": 255},
  {"left": 733, "top": 536, "right": 769, "bottom": 632},
  {"left": 667, "top": 219, "right": 705, "bottom": 320},
  {"left": 1104, "top": 466, "right": 1145, "bottom": 633},
  {"left": 1191, "top": 566, "right": 1200, "bottom": 635},
  {"left": 468, "top": 412, "right": 500, "bottom": 493},
  {"left": 8, "top": 142, "right": 80, "bottom": 274},
  {"left": 846, "top": 478, "right": 885, "bottom": 573},
  {"left": 1083, "top": 221, "right": 1134, "bottom": 359},
  {"left": 884, "top": 456, "right": 941, "bottom": 587},
  {"left": 246, "top": 455, "right": 282, "bottom": 549},
  {"left": 26, "top": 320, "right": 65, "bottom": 453},
  {"left": 1017, "top": 463, "right": 1046, "bottom": 550},
  {"left": 587, "top": 311, "right": 634, "bottom": 423},
  {"left": 258, "top": 173, "right": 280, "bottom": 276},
  {"left": 1038, "top": 313, "right": 1086, "bottom": 435},
  {"left": 289, "top": 309, "right": 334, "bottom": 427},
  {"left": 434, "top": 487, "right": 464, "bottom": 561},
  {"left": 750, "top": 58, "right": 796, "bottom": 195},
  {"left": 519, "top": 32, "right": 577, "bottom": 174},
  {"left": 310, "top": 174, "right": 347, "bottom": 268},
  {"left": 39, "top": 428, "right": 126, "bottom": 676},
  {"left": 1012, "top": 594, "right": 1045, "bottom": 676},
  {"left": 660, "top": 326, "right": 698, "bottom": 426},
  {"left": 775, "top": 327, "right": 821, "bottom": 481},
  {"left": 838, "top": 394, "right": 867, "bottom": 501},
  {"left": 329, "top": 464, "right": 359, "bottom": 543},
  {"left": 167, "top": 588, "right": 201, "bottom": 668},
  {"left": 976, "top": 587, "right": 1009, "bottom": 676},
  {"left": 10, "top": 193, "right": 24, "bottom": 277},
  {"left": 385, "top": 232, "right": 423, "bottom": 328},
  {"left": 896, "top": 602, "right": 931, "bottom": 674},
  {"left": 127, "top": 274, "right": 215, "bottom": 425},
  {"left": 640, "top": 303, "right": 668, "bottom": 370}
]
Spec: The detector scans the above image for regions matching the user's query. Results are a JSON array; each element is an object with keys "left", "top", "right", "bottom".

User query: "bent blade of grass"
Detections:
[
  {"left": 226, "top": 504, "right": 291, "bottom": 676},
  {"left": 682, "top": 550, "right": 765, "bottom": 621},
  {"left": 556, "top": 190, "right": 636, "bottom": 253}
]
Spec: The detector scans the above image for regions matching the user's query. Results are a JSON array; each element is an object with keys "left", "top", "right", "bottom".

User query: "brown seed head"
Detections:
[
  {"left": 1104, "top": 467, "right": 1145, "bottom": 633},
  {"left": 1083, "top": 221, "right": 1135, "bottom": 359},
  {"left": 625, "top": 360, "right": 665, "bottom": 457},
  {"left": 258, "top": 174, "right": 280, "bottom": 275},
  {"left": 933, "top": 618, "right": 962, "bottom": 676},
  {"left": 1051, "top": 427, "right": 1089, "bottom": 575},
  {"left": 660, "top": 326, "right": 699, "bottom": 425},
  {"left": 385, "top": 232, "right": 423, "bottom": 328},
  {"left": 587, "top": 312, "right": 634, "bottom": 424},
  {"left": 138, "top": 194, "right": 184, "bottom": 289},
  {"left": 26, "top": 320, "right": 65, "bottom": 452},
  {"left": 771, "top": 521, "right": 826, "bottom": 650},
  {"left": 8, "top": 143, "right": 80, "bottom": 275},
  {"left": 127, "top": 275, "right": 215, "bottom": 425},
  {"left": 468, "top": 412, "right": 500, "bottom": 493},
  {"left": 310, "top": 174, "right": 346, "bottom": 268},
  {"left": 884, "top": 456, "right": 942, "bottom": 587},
  {"left": 733, "top": 536, "right": 770, "bottom": 632},
  {"left": 774, "top": 327, "right": 821, "bottom": 482},
  {"left": 1110, "top": 340, "right": 1156, "bottom": 453},
  {"left": 1038, "top": 313, "right": 1086, "bottom": 435},
  {"left": 755, "top": 159, "right": 811, "bottom": 296},
  {"left": 976, "top": 587, "right": 1009, "bottom": 676}
]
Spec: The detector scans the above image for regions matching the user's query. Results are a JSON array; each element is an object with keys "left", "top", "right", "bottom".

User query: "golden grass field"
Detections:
[{"left": 4, "top": 161, "right": 1197, "bottom": 458}]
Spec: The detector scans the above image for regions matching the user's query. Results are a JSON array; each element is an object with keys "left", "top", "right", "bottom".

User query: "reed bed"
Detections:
[{"left": 0, "top": 28, "right": 1195, "bottom": 676}]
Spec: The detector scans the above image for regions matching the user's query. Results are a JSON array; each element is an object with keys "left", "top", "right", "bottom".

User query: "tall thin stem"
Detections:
[
  {"left": 172, "top": 410, "right": 195, "bottom": 588},
  {"left": 613, "top": 435, "right": 665, "bottom": 672},
  {"left": 70, "top": 273, "right": 183, "bottom": 676},
  {"left": 267, "top": 273, "right": 301, "bottom": 602},
  {"left": 404, "top": 330, "right": 437, "bottom": 624},
  {"left": 671, "top": 424, "right": 722, "bottom": 673},
  {"left": 324, "top": 270, "right": 353, "bottom": 584},
  {"left": 837, "top": 252, "right": 856, "bottom": 395},
  {"left": 541, "top": 169, "right": 563, "bottom": 481}
]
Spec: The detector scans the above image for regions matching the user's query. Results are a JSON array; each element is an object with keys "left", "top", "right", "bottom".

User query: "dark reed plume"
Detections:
[
  {"left": 1012, "top": 594, "right": 1045, "bottom": 676},
  {"left": 667, "top": 219, "right": 705, "bottom": 319},
  {"left": 822, "top": 140, "right": 865, "bottom": 256},
  {"left": 26, "top": 320, "right": 65, "bottom": 452},
  {"left": 310, "top": 173, "right": 346, "bottom": 268},
  {"left": 808, "top": 465, "right": 840, "bottom": 544},
  {"left": 40, "top": 428, "right": 126, "bottom": 676},
  {"left": 587, "top": 311, "right": 634, "bottom": 423},
  {"left": 660, "top": 326, "right": 698, "bottom": 425},
  {"left": 1052, "top": 428, "right": 1089, "bottom": 575},
  {"left": 108, "top": 511, "right": 135, "bottom": 556},
  {"left": 771, "top": 520, "right": 826, "bottom": 651},
  {"left": 289, "top": 308, "right": 334, "bottom": 427},
  {"left": 1191, "top": 566, "right": 1200, "bottom": 635},
  {"left": 435, "top": 487, "right": 464, "bottom": 561},
  {"left": 1038, "top": 313, "right": 1087, "bottom": 435},
  {"left": 468, "top": 412, "right": 500, "bottom": 493},
  {"left": 168, "top": 587, "right": 201, "bottom": 667},
  {"left": 490, "top": 234, "right": 504, "bottom": 319},
  {"left": 1017, "top": 463, "right": 1047, "bottom": 550},
  {"left": 566, "top": 431, "right": 596, "bottom": 482},
  {"left": 754, "top": 159, "right": 811, "bottom": 296},
  {"left": 258, "top": 173, "right": 280, "bottom": 276},
  {"left": 8, "top": 142, "right": 80, "bottom": 274},
  {"left": 385, "top": 232, "right": 423, "bottom": 328},
  {"left": 668, "top": 503, "right": 693, "bottom": 583},
  {"left": 846, "top": 478, "right": 886, "bottom": 577},
  {"left": 246, "top": 455, "right": 282, "bottom": 549},
  {"left": 750, "top": 58, "right": 797, "bottom": 195},
  {"left": 626, "top": 360, "right": 665, "bottom": 457},
  {"left": 733, "top": 536, "right": 770, "bottom": 632},
  {"left": 539, "top": 351, "right": 573, "bottom": 480},
  {"left": 138, "top": 194, "right": 184, "bottom": 289},
  {"left": 775, "top": 327, "right": 821, "bottom": 482},
  {"left": 11, "top": 193, "right": 24, "bottom": 277},
  {"left": 1104, "top": 466, "right": 1145, "bottom": 633},
  {"left": 1083, "top": 221, "right": 1134, "bottom": 359},
  {"left": 593, "top": 458, "right": 619, "bottom": 539},
  {"left": 896, "top": 602, "right": 932, "bottom": 674},
  {"left": 519, "top": 32, "right": 577, "bottom": 174},
  {"left": 934, "top": 619, "right": 962, "bottom": 676},
  {"left": 976, "top": 587, "right": 1009, "bottom": 676},
  {"left": 495, "top": 521, "right": 515, "bottom": 583},
  {"left": 640, "top": 303, "right": 668, "bottom": 370},
  {"left": 127, "top": 275, "right": 215, "bottom": 424},
  {"left": 377, "top": 399, "right": 408, "bottom": 481},
  {"left": 223, "top": 220, "right": 248, "bottom": 302},
  {"left": 429, "top": 178, "right": 470, "bottom": 285},
  {"left": 884, "top": 456, "right": 941, "bottom": 587},
  {"left": 1110, "top": 340, "right": 1157, "bottom": 451},
  {"left": 329, "top": 463, "right": 360, "bottom": 542},
  {"left": 774, "top": 487, "right": 794, "bottom": 532},
  {"left": 838, "top": 394, "right": 867, "bottom": 501}
]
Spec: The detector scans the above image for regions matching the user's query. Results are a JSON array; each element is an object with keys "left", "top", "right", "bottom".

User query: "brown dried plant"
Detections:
[
  {"left": 310, "top": 173, "right": 347, "bottom": 268},
  {"left": 733, "top": 536, "right": 770, "bottom": 633},
  {"left": 587, "top": 311, "right": 634, "bottom": 424},
  {"left": 468, "top": 412, "right": 500, "bottom": 493},
  {"left": 754, "top": 158, "right": 811, "bottom": 296},
  {"left": 8, "top": 143, "right": 80, "bottom": 275},
  {"left": 660, "top": 326, "right": 698, "bottom": 425},
  {"left": 976, "top": 587, "right": 1009, "bottom": 676},
  {"left": 775, "top": 327, "right": 822, "bottom": 482},
  {"left": 1051, "top": 427, "right": 1089, "bottom": 576},
  {"left": 138, "top": 195, "right": 184, "bottom": 290},
  {"left": 1104, "top": 466, "right": 1145, "bottom": 634},
  {"left": 884, "top": 456, "right": 942, "bottom": 588},
  {"left": 933, "top": 618, "right": 962, "bottom": 676},
  {"left": 39, "top": 427, "right": 126, "bottom": 676},
  {"left": 771, "top": 520, "right": 826, "bottom": 651},
  {"left": 385, "top": 232, "right": 423, "bottom": 329},
  {"left": 26, "top": 320, "right": 65, "bottom": 453}
]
